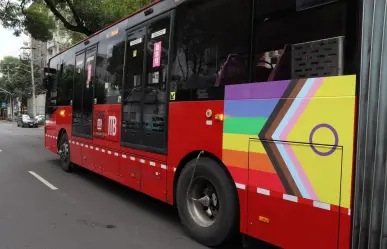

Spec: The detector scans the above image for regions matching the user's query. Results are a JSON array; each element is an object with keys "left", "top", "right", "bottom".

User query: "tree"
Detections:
[
  {"left": 0, "top": 0, "right": 153, "bottom": 43},
  {"left": 0, "top": 56, "right": 42, "bottom": 100}
]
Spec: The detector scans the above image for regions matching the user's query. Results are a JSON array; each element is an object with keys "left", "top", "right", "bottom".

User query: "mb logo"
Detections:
[{"left": 108, "top": 116, "right": 117, "bottom": 136}]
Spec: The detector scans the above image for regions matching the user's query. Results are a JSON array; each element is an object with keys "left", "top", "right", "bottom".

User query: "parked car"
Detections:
[
  {"left": 35, "top": 115, "right": 45, "bottom": 124},
  {"left": 17, "top": 114, "right": 38, "bottom": 128}
]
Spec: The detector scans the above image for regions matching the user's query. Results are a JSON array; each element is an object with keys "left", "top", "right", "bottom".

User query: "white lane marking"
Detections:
[
  {"left": 28, "top": 171, "right": 58, "bottom": 190},
  {"left": 0, "top": 149, "right": 2, "bottom": 152}
]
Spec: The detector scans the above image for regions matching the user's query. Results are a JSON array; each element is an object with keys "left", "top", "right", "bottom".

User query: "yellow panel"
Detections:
[
  {"left": 289, "top": 142, "right": 343, "bottom": 206},
  {"left": 223, "top": 133, "right": 266, "bottom": 153},
  {"left": 313, "top": 75, "right": 356, "bottom": 97},
  {"left": 287, "top": 97, "right": 355, "bottom": 208}
]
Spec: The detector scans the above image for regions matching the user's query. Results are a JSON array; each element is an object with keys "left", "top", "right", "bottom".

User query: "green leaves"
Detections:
[
  {"left": 0, "top": 0, "right": 153, "bottom": 45},
  {"left": 0, "top": 56, "right": 42, "bottom": 98},
  {"left": 24, "top": 2, "right": 56, "bottom": 41}
]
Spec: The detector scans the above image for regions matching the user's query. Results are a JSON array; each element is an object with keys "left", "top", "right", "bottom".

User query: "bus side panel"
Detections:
[
  {"left": 167, "top": 100, "right": 224, "bottom": 199},
  {"left": 223, "top": 76, "right": 356, "bottom": 249},
  {"left": 45, "top": 106, "right": 72, "bottom": 154},
  {"left": 93, "top": 105, "right": 166, "bottom": 162}
]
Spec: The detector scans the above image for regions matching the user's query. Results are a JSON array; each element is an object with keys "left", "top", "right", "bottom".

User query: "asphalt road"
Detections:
[{"left": 0, "top": 122, "right": 224, "bottom": 249}]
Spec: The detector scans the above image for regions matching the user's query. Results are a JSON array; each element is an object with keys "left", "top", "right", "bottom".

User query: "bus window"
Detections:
[
  {"left": 253, "top": 1, "right": 348, "bottom": 82},
  {"left": 170, "top": 0, "right": 251, "bottom": 94},
  {"left": 57, "top": 52, "right": 74, "bottom": 106},
  {"left": 45, "top": 56, "right": 60, "bottom": 119},
  {"left": 95, "top": 22, "right": 126, "bottom": 105},
  {"left": 72, "top": 53, "right": 84, "bottom": 136},
  {"left": 142, "top": 16, "right": 170, "bottom": 149},
  {"left": 121, "top": 27, "right": 146, "bottom": 145}
]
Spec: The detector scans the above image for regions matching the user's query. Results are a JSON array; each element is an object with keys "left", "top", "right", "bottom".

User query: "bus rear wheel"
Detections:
[
  {"left": 58, "top": 133, "right": 72, "bottom": 172},
  {"left": 176, "top": 157, "right": 239, "bottom": 247}
]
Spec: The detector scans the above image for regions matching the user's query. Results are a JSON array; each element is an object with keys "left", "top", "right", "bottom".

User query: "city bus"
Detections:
[{"left": 43, "top": 0, "right": 385, "bottom": 248}]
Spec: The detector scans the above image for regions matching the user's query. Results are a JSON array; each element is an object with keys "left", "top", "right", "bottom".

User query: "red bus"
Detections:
[{"left": 43, "top": 0, "right": 382, "bottom": 248}]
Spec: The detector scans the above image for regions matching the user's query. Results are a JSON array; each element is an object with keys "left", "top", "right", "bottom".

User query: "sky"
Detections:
[{"left": 0, "top": 26, "right": 27, "bottom": 60}]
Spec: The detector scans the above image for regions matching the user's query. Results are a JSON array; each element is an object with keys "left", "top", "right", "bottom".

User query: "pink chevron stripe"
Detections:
[
  {"left": 280, "top": 78, "right": 324, "bottom": 200},
  {"left": 281, "top": 78, "right": 324, "bottom": 139},
  {"left": 284, "top": 144, "right": 318, "bottom": 200}
]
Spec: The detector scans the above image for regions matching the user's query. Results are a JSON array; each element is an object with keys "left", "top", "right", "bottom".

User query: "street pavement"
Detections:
[{"left": 0, "top": 122, "right": 222, "bottom": 249}]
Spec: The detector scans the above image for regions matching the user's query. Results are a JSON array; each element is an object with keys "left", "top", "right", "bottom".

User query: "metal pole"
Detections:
[
  {"left": 0, "top": 87, "right": 13, "bottom": 122},
  {"left": 30, "top": 41, "right": 36, "bottom": 117},
  {"left": 6, "top": 68, "right": 13, "bottom": 122}
]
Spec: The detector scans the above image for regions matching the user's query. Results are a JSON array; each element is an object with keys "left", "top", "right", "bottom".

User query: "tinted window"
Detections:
[
  {"left": 143, "top": 17, "right": 169, "bottom": 134},
  {"left": 95, "top": 23, "right": 126, "bottom": 105},
  {"left": 57, "top": 53, "right": 74, "bottom": 106},
  {"left": 82, "top": 47, "right": 97, "bottom": 136},
  {"left": 170, "top": 0, "right": 251, "bottom": 96},
  {"left": 45, "top": 56, "right": 60, "bottom": 117},
  {"left": 72, "top": 53, "right": 84, "bottom": 135},
  {"left": 253, "top": 1, "right": 348, "bottom": 82},
  {"left": 122, "top": 27, "right": 146, "bottom": 144}
]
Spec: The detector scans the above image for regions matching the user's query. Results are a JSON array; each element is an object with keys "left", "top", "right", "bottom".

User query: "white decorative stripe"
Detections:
[
  {"left": 122, "top": 155, "right": 127, "bottom": 159},
  {"left": 149, "top": 161, "right": 156, "bottom": 167},
  {"left": 283, "top": 194, "right": 298, "bottom": 203},
  {"left": 101, "top": 149, "right": 105, "bottom": 153},
  {"left": 108, "top": 151, "right": 112, "bottom": 155},
  {"left": 173, "top": 167, "right": 176, "bottom": 172},
  {"left": 85, "top": 145, "right": 88, "bottom": 148},
  {"left": 348, "top": 209, "right": 351, "bottom": 216},
  {"left": 235, "top": 183, "right": 246, "bottom": 190},
  {"left": 90, "top": 146, "right": 94, "bottom": 149},
  {"left": 139, "top": 159, "right": 145, "bottom": 164},
  {"left": 161, "top": 164, "right": 167, "bottom": 170},
  {"left": 114, "top": 152, "right": 119, "bottom": 156},
  {"left": 313, "top": 201, "right": 331, "bottom": 211},
  {"left": 76, "top": 142, "right": 79, "bottom": 145},
  {"left": 130, "top": 156, "right": 135, "bottom": 161},
  {"left": 96, "top": 148, "right": 100, "bottom": 151},
  {"left": 257, "top": 188, "right": 270, "bottom": 196}
]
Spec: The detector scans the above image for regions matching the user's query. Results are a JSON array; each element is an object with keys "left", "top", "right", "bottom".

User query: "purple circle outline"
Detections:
[{"left": 309, "top": 123, "right": 338, "bottom": 156}]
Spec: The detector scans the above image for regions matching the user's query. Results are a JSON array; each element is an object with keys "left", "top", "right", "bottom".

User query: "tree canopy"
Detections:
[
  {"left": 0, "top": 0, "right": 153, "bottom": 44},
  {"left": 0, "top": 56, "right": 42, "bottom": 99}
]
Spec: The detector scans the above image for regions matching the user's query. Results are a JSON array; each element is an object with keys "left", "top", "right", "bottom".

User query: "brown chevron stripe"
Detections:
[{"left": 261, "top": 79, "right": 307, "bottom": 196}]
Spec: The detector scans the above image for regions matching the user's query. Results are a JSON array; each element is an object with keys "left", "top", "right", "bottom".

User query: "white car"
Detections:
[{"left": 35, "top": 115, "right": 45, "bottom": 123}]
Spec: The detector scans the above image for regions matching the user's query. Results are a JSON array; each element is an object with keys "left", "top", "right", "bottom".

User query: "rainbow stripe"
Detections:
[{"left": 223, "top": 80, "right": 291, "bottom": 193}]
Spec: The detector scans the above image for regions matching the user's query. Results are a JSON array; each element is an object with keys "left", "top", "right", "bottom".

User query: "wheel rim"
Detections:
[
  {"left": 186, "top": 176, "right": 219, "bottom": 227},
  {"left": 59, "top": 141, "right": 69, "bottom": 164}
]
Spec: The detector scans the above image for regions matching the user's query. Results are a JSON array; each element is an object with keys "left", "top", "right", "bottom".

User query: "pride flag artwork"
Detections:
[{"left": 222, "top": 75, "right": 356, "bottom": 209}]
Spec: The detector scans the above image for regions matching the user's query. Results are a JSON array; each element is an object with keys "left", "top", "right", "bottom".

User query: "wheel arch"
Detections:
[{"left": 173, "top": 150, "right": 239, "bottom": 209}]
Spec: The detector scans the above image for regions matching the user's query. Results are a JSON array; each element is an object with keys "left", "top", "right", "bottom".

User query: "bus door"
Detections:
[{"left": 72, "top": 46, "right": 97, "bottom": 139}]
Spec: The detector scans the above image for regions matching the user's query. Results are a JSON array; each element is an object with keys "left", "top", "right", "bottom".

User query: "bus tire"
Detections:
[
  {"left": 58, "top": 133, "right": 72, "bottom": 172},
  {"left": 176, "top": 157, "right": 239, "bottom": 247}
]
